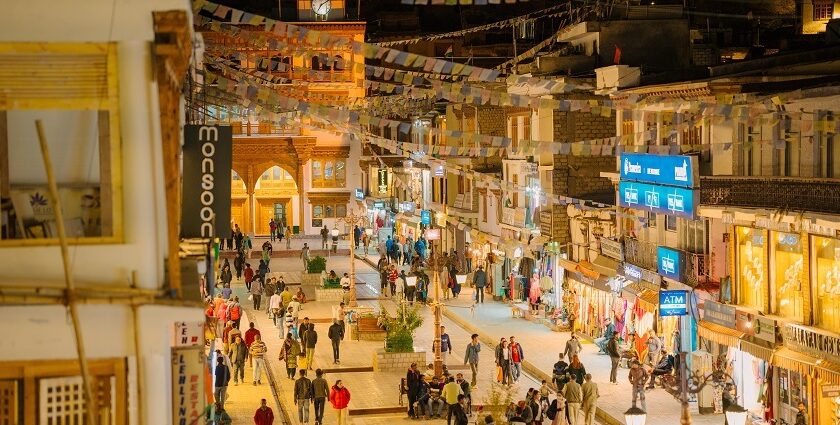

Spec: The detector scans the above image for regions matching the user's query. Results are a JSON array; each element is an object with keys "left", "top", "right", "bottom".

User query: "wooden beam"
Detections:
[{"left": 0, "top": 111, "right": 7, "bottom": 198}]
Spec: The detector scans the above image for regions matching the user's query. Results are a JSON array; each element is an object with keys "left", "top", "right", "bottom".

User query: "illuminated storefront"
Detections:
[
  {"left": 770, "top": 231, "right": 805, "bottom": 323},
  {"left": 811, "top": 235, "right": 840, "bottom": 331},
  {"left": 735, "top": 226, "right": 768, "bottom": 311}
]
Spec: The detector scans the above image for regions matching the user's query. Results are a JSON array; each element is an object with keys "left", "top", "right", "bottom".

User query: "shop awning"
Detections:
[
  {"left": 817, "top": 360, "right": 840, "bottom": 385},
  {"left": 622, "top": 282, "right": 659, "bottom": 312},
  {"left": 772, "top": 347, "right": 817, "bottom": 377},
  {"left": 698, "top": 320, "right": 743, "bottom": 348},
  {"left": 739, "top": 339, "right": 776, "bottom": 362},
  {"left": 591, "top": 255, "right": 619, "bottom": 278}
]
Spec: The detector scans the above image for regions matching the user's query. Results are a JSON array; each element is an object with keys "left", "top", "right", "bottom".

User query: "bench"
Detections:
[{"left": 352, "top": 316, "right": 386, "bottom": 341}]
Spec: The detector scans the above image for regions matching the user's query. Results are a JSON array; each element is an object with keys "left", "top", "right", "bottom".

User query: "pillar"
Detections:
[
  {"left": 297, "top": 161, "right": 305, "bottom": 235},
  {"left": 247, "top": 190, "right": 256, "bottom": 235}
]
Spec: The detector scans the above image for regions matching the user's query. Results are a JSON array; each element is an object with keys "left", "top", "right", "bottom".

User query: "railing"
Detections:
[
  {"left": 227, "top": 122, "right": 300, "bottom": 136},
  {"left": 623, "top": 237, "right": 716, "bottom": 287},
  {"left": 700, "top": 176, "right": 840, "bottom": 215},
  {"left": 685, "top": 251, "right": 714, "bottom": 288},
  {"left": 622, "top": 236, "right": 658, "bottom": 271}
]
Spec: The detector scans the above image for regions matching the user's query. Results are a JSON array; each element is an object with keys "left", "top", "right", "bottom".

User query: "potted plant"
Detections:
[
  {"left": 378, "top": 302, "right": 423, "bottom": 353},
  {"left": 301, "top": 255, "right": 327, "bottom": 286}
]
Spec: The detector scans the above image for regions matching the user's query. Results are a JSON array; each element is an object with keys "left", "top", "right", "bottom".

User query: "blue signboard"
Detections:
[
  {"left": 354, "top": 188, "right": 365, "bottom": 201},
  {"left": 659, "top": 290, "right": 689, "bottom": 317},
  {"left": 657, "top": 246, "right": 683, "bottom": 281},
  {"left": 620, "top": 153, "right": 699, "bottom": 188},
  {"left": 421, "top": 210, "right": 431, "bottom": 225},
  {"left": 618, "top": 181, "right": 698, "bottom": 219}
]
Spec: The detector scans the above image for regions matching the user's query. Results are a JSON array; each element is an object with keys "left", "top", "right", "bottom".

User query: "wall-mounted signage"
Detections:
[
  {"left": 623, "top": 263, "right": 643, "bottom": 281},
  {"left": 173, "top": 322, "right": 203, "bottom": 347},
  {"left": 172, "top": 346, "right": 205, "bottom": 425},
  {"left": 421, "top": 210, "right": 431, "bottom": 225},
  {"left": 435, "top": 165, "right": 445, "bottom": 177},
  {"left": 620, "top": 153, "right": 699, "bottom": 188},
  {"left": 373, "top": 201, "right": 385, "bottom": 209},
  {"left": 354, "top": 188, "right": 365, "bottom": 201},
  {"left": 752, "top": 316, "right": 778, "bottom": 344},
  {"left": 425, "top": 228, "right": 441, "bottom": 240},
  {"left": 823, "top": 384, "right": 840, "bottom": 398},
  {"left": 782, "top": 324, "right": 840, "bottom": 365},
  {"left": 400, "top": 201, "right": 416, "bottom": 212},
  {"left": 659, "top": 290, "right": 689, "bottom": 317},
  {"left": 378, "top": 168, "right": 389, "bottom": 194},
  {"left": 619, "top": 181, "right": 698, "bottom": 219},
  {"left": 702, "top": 300, "right": 737, "bottom": 328},
  {"left": 181, "top": 125, "right": 232, "bottom": 238},
  {"left": 657, "top": 246, "right": 683, "bottom": 281},
  {"left": 600, "top": 238, "right": 624, "bottom": 261}
]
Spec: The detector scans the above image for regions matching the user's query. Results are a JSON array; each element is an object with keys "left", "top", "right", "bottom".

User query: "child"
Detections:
[{"left": 539, "top": 380, "right": 550, "bottom": 403}]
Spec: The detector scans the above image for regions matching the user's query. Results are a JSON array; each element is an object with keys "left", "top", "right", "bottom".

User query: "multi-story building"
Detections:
[{"left": 0, "top": 1, "right": 206, "bottom": 424}]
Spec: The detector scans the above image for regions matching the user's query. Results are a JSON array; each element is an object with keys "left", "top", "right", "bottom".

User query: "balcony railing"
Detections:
[
  {"left": 224, "top": 122, "right": 299, "bottom": 137},
  {"left": 700, "top": 176, "right": 840, "bottom": 215},
  {"left": 685, "top": 250, "right": 714, "bottom": 288},
  {"left": 623, "top": 236, "right": 658, "bottom": 271},
  {"left": 623, "top": 237, "right": 715, "bottom": 287}
]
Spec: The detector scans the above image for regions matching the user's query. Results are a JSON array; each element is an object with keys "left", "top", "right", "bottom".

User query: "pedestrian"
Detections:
[
  {"left": 453, "top": 394, "right": 470, "bottom": 425},
  {"left": 628, "top": 360, "right": 648, "bottom": 411},
  {"left": 646, "top": 330, "right": 662, "bottom": 365},
  {"left": 285, "top": 227, "right": 292, "bottom": 249},
  {"left": 269, "top": 218, "right": 277, "bottom": 242},
  {"left": 280, "top": 334, "right": 301, "bottom": 379},
  {"left": 214, "top": 357, "right": 231, "bottom": 408},
  {"left": 329, "top": 379, "right": 351, "bottom": 425},
  {"left": 564, "top": 334, "right": 582, "bottom": 361},
  {"left": 509, "top": 336, "right": 524, "bottom": 382},
  {"left": 250, "top": 334, "right": 268, "bottom": 385},
  {"left": 294, "top": 369, "right": 314, "bottom": 424},
  {"left": 244, "top": 262, "right": 254, "bottom": 291},
  {"left": 580, "top": 374, "right": 599, "bottom": 425},
  {"left": 548, "top": 392, "right": 568, "bottom": 425},
  {"left": 301, "top": 243, "right": 310, "bottom": 270},
  {"left": 220, "top": 263, "right": 233, "bottom": 287},
  {"left": 233, "top": 251, "right": 244, "bottom": 280},
  {"left": 299, "top": 317, "right": 314, "bottom": 342},
  {"left": 228, "top": 296, "right": 243, "bottom": 329},
  {"left": 795, "top": 400, "right": 809, "bottom": 425},
  {"left": 464, "top": 333, "right": 481, "bottom": 386},
  {"left": 263, "top": 278, "right": 276, "bottom": 313},
  {"left": 211, "top": 402, "right": 232, "bottom": 425},
  {"left": 595, "top": 318, "right": 615, "bottom": 354},
  {"left": 567, "top": 355, "right": 586, "bottom": 385},
  {"left": 254, "top": 398, "right": 274, "bottom": 425},
  {"left": 539, "top": 380, "right": 550, "bottom": 403},
  {"left": 440, "top": 325, "right": 452, "bottom": 365},
  {"left": 396, "top": 270, "right": 406, "bottom": 300},
  {"left": 607, "top": 333, "right": 621, "bottom": 384},
  {"left": 250, "top": 275, "right": 264, "bottom": 311},
  {"left": 406, "top": 363, "right": 422, "bottom": 418},
  {"left": 442, "top": 376, "right": 464, "bottom": 425},
  {"left": 495, "top": 338, "right": 512, "bottom": 385},
  {"left": 388, "top": 264, "right": 399, "bottom": 297},
  {"left": 456, "top": 373, "right": 471, "bottom": 413},
  {"left": 269, "top": 289, "right": 283, "bottom": 326},
  {"left": 472, "top": 265, "right": 487, "bottom": 303},
  {"left": 304, "top": 324, "right": 318, "bottom": 370},
  {"left": 561, "top": 373, "right": 582, "bottom": 425},
  {"left": 552, "top": 353, "right": 569, "bottom": 390},
  {"left": 230, "top": 335, "right": 247, "bottom": 385},
  {"left": 245, "top": 322, "right": 261, "bottom": 364},
  {"left": 312, "top": 369, "right": 329, "bottom": 425},
  {"left": 244, "top": 233, "right": 253, "bottom": 258},
  {"left": 327, "top": 319, "right": 345, "bottom": 364}
]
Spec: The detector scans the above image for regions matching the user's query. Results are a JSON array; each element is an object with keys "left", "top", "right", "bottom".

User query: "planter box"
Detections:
[
  {"left": 315, "top": 288, "right": 345, "bottom": 302},
  {"left": 372, "top": 349, "right": 427, "bottom": 372},
  {"left": 301, "top": 273, "right": 322, "bottom": 286},
  {"left": 350, "top": 316, "right": 386, "bottom": 341}
]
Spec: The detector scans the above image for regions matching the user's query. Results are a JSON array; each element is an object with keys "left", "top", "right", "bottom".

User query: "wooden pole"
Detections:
[{"left": 35, "top": 120, "right": 98, "bottom": 425}]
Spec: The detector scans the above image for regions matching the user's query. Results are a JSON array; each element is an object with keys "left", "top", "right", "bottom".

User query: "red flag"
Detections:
[{"left": 613, "top": 46, "right": 622, "bottom": 65}]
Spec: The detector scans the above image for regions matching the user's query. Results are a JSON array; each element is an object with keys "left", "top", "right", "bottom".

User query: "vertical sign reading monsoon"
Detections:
[
  {"left": 171, "top": 345, "right": 205, "bottom": 425},
  {"left": 182, "top": 125, "right": 232, "bottom": 238}
]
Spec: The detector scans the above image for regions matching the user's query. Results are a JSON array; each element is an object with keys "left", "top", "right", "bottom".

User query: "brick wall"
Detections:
[{"left": 477, "top": 107, "right": 507, "bottom": 138}]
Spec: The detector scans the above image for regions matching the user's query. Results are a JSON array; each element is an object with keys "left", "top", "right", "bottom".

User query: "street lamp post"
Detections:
[
  {"left": 662, "top": 353, "right": 743, "bottom": 425},
  {"left": 335, "top": 209, "right": 367, "bottom": 307},
  {"left": 426, "top": 234, "right": 446, "bottom": 378}
]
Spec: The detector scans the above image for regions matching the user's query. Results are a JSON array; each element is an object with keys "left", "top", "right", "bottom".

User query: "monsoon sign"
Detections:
[{"left": 659, "top": 290, "right": 689, "bottom": 317}]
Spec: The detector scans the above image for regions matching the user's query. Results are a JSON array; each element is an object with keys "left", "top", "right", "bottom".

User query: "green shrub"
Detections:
[
  {"left": 307, "top": 256, "right": 327, "bottom": 274},
  {"left": 322, "top": 279, "right": 341, "bottom": 289},
  {"left": 379, "top": 302, "right": 424, "bottom": 353}
]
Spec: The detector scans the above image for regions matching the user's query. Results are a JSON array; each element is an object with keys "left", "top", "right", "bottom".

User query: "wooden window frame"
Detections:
[
  {"left": 311, "top": 159, "right": 346, "bottom": 188},
  {"left": 0, "top": 42, "right": 123, "bottom": 247},
  {"left": 813, "top": 0, "right": 834, "bottom": 20}
]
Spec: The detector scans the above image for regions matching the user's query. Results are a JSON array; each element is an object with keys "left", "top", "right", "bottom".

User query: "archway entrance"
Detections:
[
  {"left": 253, "top": 165, "right": 299, "bottom": 235},
  {"left": 230, "top": 170, "right": 247, "bottom": 231}
]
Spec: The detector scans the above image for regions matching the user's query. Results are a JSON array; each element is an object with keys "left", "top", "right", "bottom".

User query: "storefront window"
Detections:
[
  {"left": 812, "top": 236, "right": 840, "bottom": 330},
  {"left": 771, "top": 231, "right": 804, "bottom": 322},
  {"left": 778, "top": 368, "right": 806, "bottom": 414},
  {"left": 736, "top": 227, "right": 767, "bottom": 311}
]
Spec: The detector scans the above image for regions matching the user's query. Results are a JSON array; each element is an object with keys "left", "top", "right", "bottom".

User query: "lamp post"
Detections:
[
  {"left": 425, "top": 229, "right": 446, "bottom": 378},
  {"left": 662, "top": 353, "right": 741, "bottom": 425},
  {"left": 335, "top": 209, "right": 367, "bottom": 307},
  {"left": 624, "top": 406, "right": 647, "bottom": 425}
]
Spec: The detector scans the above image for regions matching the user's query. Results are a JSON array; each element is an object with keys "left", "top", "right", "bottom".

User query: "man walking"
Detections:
[
  {"left": 406, "top": 363, "right": 422, "bottom": 419},
  {"left": 564, "top": 334, "right": 582, "bottom": 361},
  {"left": 463, "top": 334, "right": 481, "bottom": 386},
  {"left": 250, "top": 277, "right": 264, "bottom": 310},
  {"left": 509, "top": 336, "right": 524, "bottom": 383},
  {"left": 562, "top": 372, "right": 583, "bottom": 425},
  {"left": 607, "top": 333, "right": 621, "bottom": 384},
  {"left": 312, "top": 369, "right": 329, "bottom": 425},
  {"left": 321, "top": 225, "right": 329, "bottom": 249},
  {"left": 301, "top": 243, "right": 311, "bottom": 270},
  {"left": 295, "top": 369, "right": 314, "bottom": 424},
  {"left": 214, "top": 356, "right": 231, "bottom": 408},
  {"left": 628, "top": 360, "right": 648, "bottom": 411},
  {"left": 250, "top": 334, "right": 268, "bottom": 385},
  {"left": 472, "top": 265, "right": 487, "bottom": 303},
  {"left": 254, "top": 398, "right": 274, "bottom": 425},
  {"left": 581, "top": 374, "right": 599, "bottom": 425},
  {"left": 328, "top": 319, "right": 344, "bottom": 364},
  {"left": 439, "top": 326, "right": 452, "bottom": 365},
  {"left": 304, "top": 324, "right": 318, "bottom": 370},
  {"left": 442, "top": 376, "right": 464, "bottom": 425},
  {"left": 230, "top": 335, "right": 247, "bottom": 385},
  {"left": 245, "top": 322, "right": 261, "bottom": 367},
  {"left": 269, "top": 219, "right": 277, "bottom": 242}
]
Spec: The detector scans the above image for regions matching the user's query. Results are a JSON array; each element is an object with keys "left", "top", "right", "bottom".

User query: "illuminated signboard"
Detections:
[
  {"left": 618, "top": 181, "right": 698, "bottom": 219},
  {"left": 657, "top": 246, "right": 683, "bottom": 281},
  {"left": 659, "top": 290, "right": 689, "bottom": 317},
  {"left": 620, "top": 153, "right": 699, "bottom": 188}
]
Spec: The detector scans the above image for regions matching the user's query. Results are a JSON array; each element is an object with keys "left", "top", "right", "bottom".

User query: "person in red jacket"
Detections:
[
  {"left": 329, "top": 380, "right": 351, "bottom": 425},
  {"left": 253, "top": 398, "right": 274, "bottom": 425}
]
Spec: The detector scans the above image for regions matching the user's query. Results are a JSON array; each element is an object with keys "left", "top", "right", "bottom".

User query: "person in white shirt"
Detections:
[
  {"left": 288, "top": 299, "right": 302, "bottom": 321},
  {"left": 340, "top": 273, "right": 351, "bottom": 291},
  {"left": 269, "top": 290, "right": 283, "bottom": 326}
]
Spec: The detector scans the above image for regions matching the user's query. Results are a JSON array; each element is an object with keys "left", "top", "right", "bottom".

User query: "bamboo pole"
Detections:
[{"left": 35, "top": 120, "right": 98, "bottom": 425}]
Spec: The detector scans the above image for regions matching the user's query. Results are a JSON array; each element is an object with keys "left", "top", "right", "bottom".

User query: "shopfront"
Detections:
[
  {"left": 735, "top": 226, "right": 769, "bottom": 312},
  {"left": 617, "top": 263, "right": 660, "bottom": 349},
  {"left": 736, "top": 312, "right": 780, "bottom": 421},
  {"left": 811, "top": 234, "right": 840, "bottom": 331},
  {"left": 567, "top": 269, "right": 615, "bottom": 338}
]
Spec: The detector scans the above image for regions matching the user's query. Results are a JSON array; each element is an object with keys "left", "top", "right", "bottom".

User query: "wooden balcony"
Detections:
[{"left": 700, "top": 176, "right": 840, "bottom": 215}]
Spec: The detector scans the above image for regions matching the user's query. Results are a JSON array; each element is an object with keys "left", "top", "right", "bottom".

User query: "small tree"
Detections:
[
  {"left": 482, "top": 381, "right": 516, "bottom": 424},
  {"left": 379, "top": 302, "right": 423, "bottom": 353},
  {"left": 306, "top": 256, "right": 327, "bottom": 274}
]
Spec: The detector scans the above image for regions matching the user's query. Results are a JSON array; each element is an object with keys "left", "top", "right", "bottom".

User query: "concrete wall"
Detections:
[{"left": 599, "top": 20, "right": 690, "bottom": 71}]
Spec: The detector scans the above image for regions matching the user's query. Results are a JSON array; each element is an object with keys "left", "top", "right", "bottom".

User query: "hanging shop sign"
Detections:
[
  {"left": 752, "top": 316, "right": 779, "bottom": 344},
  {"left": 421, "top": 210, "right": 431, "bottom": 225},
  {"left": 659, "top": 290, "right": 689, "bottom": 317},
  {"left": 600, "top": 237, "right": 624, "bottom": 261},
  {"left": 181, "top": 124, "right": 232, "bottom": 238},
  {"left": 782, "top": 324, "right": 840, "bottom": 365},
  {"left": 173, "top": 322, "right": 203, "bottom": 347},
  {"left": 657, "top": 246, "right": 683, "bottom": 281},
  {"left": 373, "top": 201, "right": 385, "bottom": 209},
  {"left": 619, "top": 153, "right": 699, "bottom": 188},
  {"left": 355, "top": 188, "right": 365, "bottom": 201},
  {"left": 618, "top": 181, "right": 697, "bottom": 219},
  {"left": 621, "top": 263, "right": 662, "bottom": 286},
  {"left": 171, "top": 346, "right": 205, "bottom": 425},
  {"left": 378, "top": 168, "right": 389, "bottom": 194},
  {"left": 435, "top": 165, "right": 445, "bottom": 177},
  {"left": 702, "top": 300, "right": 737, "bottom": 328},
  {"left": 623, "top": 263, "right": 643, "bottom": 281}
]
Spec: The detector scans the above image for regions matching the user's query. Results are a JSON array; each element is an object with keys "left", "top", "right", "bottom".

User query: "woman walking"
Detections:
[
  {"left": 329, "top": 379, "right": 351, "bottom": 425},
  {"left": 567, "top": 355, "right": 587, "bottom": 385},
  {"left": 495, "top": 338, "right": 512, "bottom": 385},
  {"left": 280, "top": 334, "right": 301, "bottom": 379}
]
